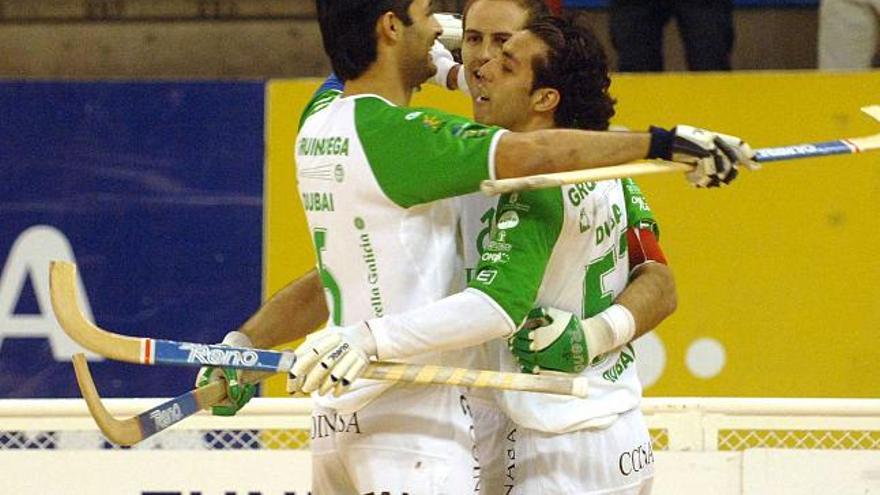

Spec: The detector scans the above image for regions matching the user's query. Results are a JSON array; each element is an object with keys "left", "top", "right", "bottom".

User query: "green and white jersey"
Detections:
[
  {"left": 454, "top": 192, "right": 506, "bottom": 401},
  {"left": 463, "top": 178, "right": 659, "bottom": 433},
  {"left": 296, "top": 89, "right": 506, "bottom": 411}
]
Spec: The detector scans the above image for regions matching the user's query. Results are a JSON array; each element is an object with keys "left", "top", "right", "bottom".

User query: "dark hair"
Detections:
[
  {"left": 526, "top": 16, "right": 616, "bottom": 130},
  {"left": 462, "top": 0, "right": 551, "bottom": 28},
  {"left": 316, "top": 0, "right": 415, "bottom": 81}
]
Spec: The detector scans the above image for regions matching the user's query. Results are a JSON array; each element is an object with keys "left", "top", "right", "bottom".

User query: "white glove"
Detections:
[
  {"left": 428, "top": 40, "right": 470, "bottom": 94},
  {"left": 430, "top": 14, "right": 470, "bottom": 94},
  {"left": 650, "top": 125, "right": 757, "bottom": 188},
  {"left": 715, "top": 131, "right": 761, "bottom": 171},
  {"left": 430, "top": 40, "right": 459, "bottom": 89},
  {"left": 287, "top": 323, "right": 376, "bottom": 396},
  {"left": 435, "top": 13, "right": 462, "bottom": 51},
  {"left": 676, "top": 125, "right": 757, "bottom": 187}
]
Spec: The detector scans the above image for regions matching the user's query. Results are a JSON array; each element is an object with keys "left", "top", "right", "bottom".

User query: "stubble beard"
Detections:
[
  {"left": 400, "top": 29, "right": 436, "bottom": 89},
  {"left": 401, "top": 54, "right": 435, "bottom": 90}
]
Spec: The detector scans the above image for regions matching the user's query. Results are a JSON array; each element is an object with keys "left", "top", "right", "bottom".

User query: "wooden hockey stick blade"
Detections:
[
  {"left": 72, "top": 353, "right": 271, "bottom": 446},
  {"left": 850, "top": 105, "right": 880, "bottom": 153},
  {"left": 861, "top": 105, "right": 880, "bottom": 123},
  {"left": 51, "top": 261, "right": 296, "bottom": 372},
  {"left": 53, "top": 262, "right": 587, "bottom": 398}
]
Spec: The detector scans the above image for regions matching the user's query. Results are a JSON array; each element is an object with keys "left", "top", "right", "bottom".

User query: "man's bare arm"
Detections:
[
  {"left": 494, "top": 126, "right": 756, "bottom": 188},
  {"left": 495, "top": 130, "right": 652, "bottom": 179},
  {"left": 615, "top": 262, "right": 677, "bottom": 339},
  {"left": 237, "top": 268, "right": 329, "bottom": 349},
  {"left": 509, "top": 261, "right": 677, "bottom": 374}
]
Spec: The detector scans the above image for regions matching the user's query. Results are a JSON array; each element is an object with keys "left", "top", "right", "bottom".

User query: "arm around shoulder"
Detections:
[
  {"left": 615, "top": 261, "right": 677, "bottom": 337},
  {"left": 238, "top": 268, "right": 329, "bottom": 349}
]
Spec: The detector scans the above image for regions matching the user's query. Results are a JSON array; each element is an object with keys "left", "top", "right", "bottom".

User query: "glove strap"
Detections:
[
  {"left": 341, "top": 322, "right": 378, "bottom": 358},
  {"left": 602, "top": 304, "right": 636, "bottom": 349},
  {"left": 647, "top": 126, "right": 674, "bottom": 160},
  {"left": 585, "top": 304, "right": 636, "bottom": 359}
]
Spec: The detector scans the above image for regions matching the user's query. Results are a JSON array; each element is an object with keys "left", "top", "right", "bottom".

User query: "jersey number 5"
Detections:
[
  {"left": 313, "top": 228, "right": 342, "bottom": 325},
  {"left": 582, "top": 233, "right": 627, "bottom": 318}
]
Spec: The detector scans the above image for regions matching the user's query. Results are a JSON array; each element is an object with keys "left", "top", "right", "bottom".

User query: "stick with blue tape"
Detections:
[
  {"left": 481, "top": 105, "right": 880, "bottom": 195},
  {"left": 51, "top": 260, "right": 589, "bottom": 441},
  {"left": 72, "top": 354, "right": 272, "bottom": 446}
]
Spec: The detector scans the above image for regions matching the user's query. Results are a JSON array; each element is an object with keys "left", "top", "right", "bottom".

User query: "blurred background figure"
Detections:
[
  {"left": 609, "top": 0, "right": 735, "bottom": 71},
  {"left": 545, "top": 0, "right": 563, "bottom": 13},
  {"left": 818, "top": 0, "right": 880, "bottom": 69}
]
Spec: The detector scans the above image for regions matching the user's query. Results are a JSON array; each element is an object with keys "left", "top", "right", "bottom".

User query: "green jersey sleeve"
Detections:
[
  {"left": 621, "top": 178, "right": 660, "bottom": 239},
  {"left": 467, "top": 188, "right": 565, "bottom": 326},
  {"left": 298, "top": 87, "right": 343, "bottom": 129},
  {"left": 355, "top": 97, "right": 505, "bottom": 208}
]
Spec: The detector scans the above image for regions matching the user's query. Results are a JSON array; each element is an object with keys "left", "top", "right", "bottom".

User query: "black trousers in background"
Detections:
[{"left": 610, "top": 0, "right": 734, "bottom": 71}]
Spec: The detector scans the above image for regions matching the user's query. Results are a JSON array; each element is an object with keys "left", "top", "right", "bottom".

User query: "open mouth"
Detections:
[
  {"left": 471, "top": 69, "right": 491, "bottom": 103},
  {"left": 474, "top": 83, "right": 490, "bottom": 103}
]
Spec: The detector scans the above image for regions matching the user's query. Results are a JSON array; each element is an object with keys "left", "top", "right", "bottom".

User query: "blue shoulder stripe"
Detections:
[{"left": 317, "top": 73, "right": 344, "bottom": 95}]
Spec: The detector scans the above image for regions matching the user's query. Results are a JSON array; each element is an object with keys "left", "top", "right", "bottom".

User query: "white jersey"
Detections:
[
  {"left": 295, "top": 88, "right": 506, "bottom": 412},
  {"left": 464, "top": 178, "right": 659, "bottom": 434}
]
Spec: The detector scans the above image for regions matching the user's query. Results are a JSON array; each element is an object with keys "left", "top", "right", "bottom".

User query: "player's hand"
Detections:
[
  {"left": 715, "top": 131, "right": 760, "bottom": 172},
  {"left": 430, "top": 40, "right": 459, "bottom": 89},
  {"left": 509, "top": 307, "right": 595, "bottom": 374},
  {"left": 287, "top": 324, "right": 376, "bottom": 396},
  {"left": 435, "top": 13, "right": 462, "bottom": 51},
  {"left": 649, "top": 125, "right": 757, "bottom": 187},
  {"left": 429, "top": 40, "right": 469, "bottom": 93},
  {"left": 194, "top": 331, "right": 257, "bottom": 416}
]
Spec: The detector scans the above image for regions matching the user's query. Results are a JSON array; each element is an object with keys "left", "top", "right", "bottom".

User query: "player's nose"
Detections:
[
  {"left": 477, "top": 41, "right": 493, "bottom": 65},
  {"left": 476, "top": 60, "right": 494, "bottom": 82}
]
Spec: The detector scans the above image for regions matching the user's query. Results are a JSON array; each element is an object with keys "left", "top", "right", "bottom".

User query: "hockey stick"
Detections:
[
  {"left": 480, "top": 105, "right": 880, "bottom": 195},
  {"left": 71, "top": 353, "right": 271, "bottom": 446},
  {"left": 51, "top": 261, "right": 588, "bottom": 398}
]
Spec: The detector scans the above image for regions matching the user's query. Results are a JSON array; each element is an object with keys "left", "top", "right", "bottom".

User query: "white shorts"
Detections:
[
  {"left": 311, "top": 384, "right": 479, "bottom": 495},
  {"left": 509, "top": 408, "right": 654, "bottom": 495},
  {"left": 468, "top": 394, "right": 514, "bottom": 495}
]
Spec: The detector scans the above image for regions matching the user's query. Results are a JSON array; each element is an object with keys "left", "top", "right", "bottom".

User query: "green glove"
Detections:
[
  {"left": 194, "top": 330, "right": 257, "bottom": 416},
  {"left": 196, "top": 366, "right": 256, "bottom": 416},
  {"left": 509, "top": 307, "right": 592, "bottom": 374}
]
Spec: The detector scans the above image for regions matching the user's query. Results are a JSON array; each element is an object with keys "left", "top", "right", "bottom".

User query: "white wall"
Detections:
[
  {"left": 654, "top": 450, "right": 880, "bottom": 495},
  {"left": 0, "top": 450, "right": 313, "bottom": 495},
  {"left": 4, "top": 449, "right": 879, "bottom": 495}
]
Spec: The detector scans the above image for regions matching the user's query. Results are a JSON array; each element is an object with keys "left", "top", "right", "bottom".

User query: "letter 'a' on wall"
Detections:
[
  {"left": 0, "top": 82, "right": 265, "bottom": 398},
  {"left": 265, "top": 72, "right": 880, "bottom": 398},
  {"left": 0, "top": 225, "right": 101, "bottom": 361}
]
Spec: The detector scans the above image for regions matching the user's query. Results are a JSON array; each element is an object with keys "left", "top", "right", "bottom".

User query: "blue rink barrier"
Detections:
[{"left": 0, "top": 81, "right": 265, "bottom": 398}]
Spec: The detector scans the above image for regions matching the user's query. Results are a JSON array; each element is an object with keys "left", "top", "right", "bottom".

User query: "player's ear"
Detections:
[
  {"left": 377, "top": 11, "right": 402, "bottom": 44},
  {"left": 532, "top": 87, "right": 560, "bottom": 114}
]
